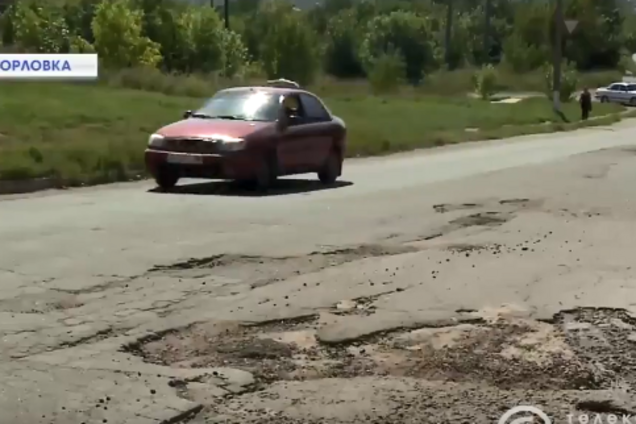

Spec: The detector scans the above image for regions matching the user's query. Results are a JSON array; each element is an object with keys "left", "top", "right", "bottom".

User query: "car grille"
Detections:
[{"left": 163, "top": 138, "right": 220, "bottom": 154}]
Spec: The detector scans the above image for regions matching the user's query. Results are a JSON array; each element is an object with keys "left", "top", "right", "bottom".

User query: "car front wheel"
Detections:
[
  {"left": 318, "top": 150, "right": 341, "bottom": 185},
  {"left": 155, "top": 168, "right": 179, "bottom": 190},
  {"left": 252, "top": 152, "right": 278, "bottom": 191}
]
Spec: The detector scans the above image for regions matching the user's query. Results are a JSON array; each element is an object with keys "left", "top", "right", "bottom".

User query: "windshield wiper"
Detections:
[
  {"left": 209, "top": 115, "right": 244, "bottom": 120},
  {"left": 190, "top": 112, "right": 214, "bottom": 119}
]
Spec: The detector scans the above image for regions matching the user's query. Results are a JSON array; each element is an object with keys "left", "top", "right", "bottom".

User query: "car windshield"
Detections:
[{"left": 194, "top": 90, "right": 279, "bottom": 122}]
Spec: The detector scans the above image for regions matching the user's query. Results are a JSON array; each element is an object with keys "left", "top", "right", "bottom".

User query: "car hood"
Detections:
[{"left": 156, "top": 119, "right": 271, "bottom": 139}]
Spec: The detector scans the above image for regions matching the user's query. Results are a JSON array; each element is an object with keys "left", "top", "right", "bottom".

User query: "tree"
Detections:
[
  {"left": 564, "top": 0, "right": 623, "bottom": 69},
  {"left": 502, "top": 2, "right": 550, "bottom": 72},
  {"left": 324, "top": 8, "right": 365, "bottom": 78},
  {"left": 221, "top": 28, "right": 249, "bottom": 78},
  {"left": 10, "top": 1, "right": 70, "bottom": 53},
  {"left": 255, "top": 1, "right": 321, "bottom": 84},
  {"left": 92, "top": 0, "right": 161, "bottom": 68},
  {"left": 359, "top": 11, "right": 436, "bottom": 84},
  {"left": 63, "top": 0, "right": 101, "bottom": 43},
  {"left": 173, "top": 6, "right": 242, "bottom": 75}
]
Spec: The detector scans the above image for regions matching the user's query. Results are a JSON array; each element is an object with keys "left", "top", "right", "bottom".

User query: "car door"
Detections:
[
  {"left": 298, "top": 93, "right": 333, "bottom": 169},
  {"left": 617, "top": 85, "right": 629, "bottom": 103},
  {"left": 627, "top": 84, "right": 636, "bottom": 103},
  {"left": 609, "top": 84, "right": 626, "bottom": 102},
  {"left": 276, "top": 94, "right": 314, "bottom": 174}
]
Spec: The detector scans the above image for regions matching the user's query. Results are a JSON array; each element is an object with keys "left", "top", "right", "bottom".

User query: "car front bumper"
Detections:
[{"left": 144, "top": 149, "right": 260, "bottom": 180}]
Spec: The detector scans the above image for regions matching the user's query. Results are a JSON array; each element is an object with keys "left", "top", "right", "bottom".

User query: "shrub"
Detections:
[
  {"left": 324, "top": 8, "right": 365, "bottom": 78},
  {"left": 92, "top": 0, "right": 161, "bottom": 68},
  {"left": 258, "top": 2, "right": 321, "bottom": 85},
  {"left": 542, "top": 61, "right": 579, "bottom": 103},
  {"left": 359, "top": 11, "right": 436, "bottom": 85},
  {"left": 502, "top": 34, "right": 549, "bottom": 73},
  {"left": 368, "top": 50, "right": 405, "bottom": 95},
  {"left": 220, "top": 29, "right": 249, "bottom": 78},
  {"left": 473, "top": 64, "right": 498, "bottom": 100}
]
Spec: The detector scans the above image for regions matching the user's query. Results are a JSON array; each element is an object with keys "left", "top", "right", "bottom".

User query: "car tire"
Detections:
[
  {"left": 254, "top": 152, "right": 278, "bottom": 192},
  {"left": 601, "top": 96, "right": 609, "bottom": 103},
  {"left": 318, "top": 150, "right": 341, "bottom": 185},
  {"left": 155, "top": 168, "right": 179, "bottom": 190},
  {"left": 630, "top": 97, "right": 636, "bottom": 106}
]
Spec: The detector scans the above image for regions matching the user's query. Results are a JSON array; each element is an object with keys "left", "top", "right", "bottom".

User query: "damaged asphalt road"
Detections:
[{"left": 4, "top": 124, "right": 636, "bottom": 423}]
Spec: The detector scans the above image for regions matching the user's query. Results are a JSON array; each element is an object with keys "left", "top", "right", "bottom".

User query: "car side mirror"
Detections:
[{"left": 183, "top": 110, "right": 193, "bottom": 119}]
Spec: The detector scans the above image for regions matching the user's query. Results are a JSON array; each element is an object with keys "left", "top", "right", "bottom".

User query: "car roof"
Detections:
[{"left": 217, "top": 86, "right": 316, "bottom": 97}]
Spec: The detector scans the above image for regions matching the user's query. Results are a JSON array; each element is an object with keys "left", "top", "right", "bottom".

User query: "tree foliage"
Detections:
[
  {"left": 359, "top": 11, "right": 436, "bottom": 84},
  {"left": 1, "top": 0, "right": 635, "bottom": 83},
  {"left": 256, "top": 0, "right": 321, "bottom": 84},
  {"left": 91, "top": 0, "right": 161, "bottom": 68}
]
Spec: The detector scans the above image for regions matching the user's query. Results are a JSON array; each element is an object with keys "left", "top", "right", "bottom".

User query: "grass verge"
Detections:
[
  {"left": 99, "top": 66, "right": 623, "bottom": 98},
  {"left": 0, "top": 81, "right": 628, "bottom": 185}
]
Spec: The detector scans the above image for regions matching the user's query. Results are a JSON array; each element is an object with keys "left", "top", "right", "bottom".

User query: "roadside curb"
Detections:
[
  {"left": 0, "top": 177, "right": 60, "bottom": 195},
  {"left": 0, "top": 173, "right": 147, "bottom": 195}
]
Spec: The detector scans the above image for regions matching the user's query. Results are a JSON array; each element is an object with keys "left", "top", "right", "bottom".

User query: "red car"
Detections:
[{"left": 144, "top": 80, "right": 346, "bottom": 191}]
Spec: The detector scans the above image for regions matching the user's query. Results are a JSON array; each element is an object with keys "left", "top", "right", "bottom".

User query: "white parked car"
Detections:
[{"left": 594, "top": 82, "right": 636, "bottom": 105}]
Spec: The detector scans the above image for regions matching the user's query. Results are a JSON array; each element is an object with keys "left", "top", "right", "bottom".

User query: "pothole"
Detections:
[
  {"left": 445, "top": 243, "right": 490, "bottom": 253},
  {"left": 125, "top": 316, "right": 323, "bottom": 383},
  {"left": 449, "top": 212, "right": 511, "bottom": 227},
  {"left": 329, "top": 292, "right": 393, "bottom": 316},
  {"left": 433, "top": 202, "right": 482, "bottom": 213},
  {"left": 126, "top": 308, "right": 636, "bottom": 390},
  {"left": 556, "top": 308, "right": 636, "bottom": 387}
]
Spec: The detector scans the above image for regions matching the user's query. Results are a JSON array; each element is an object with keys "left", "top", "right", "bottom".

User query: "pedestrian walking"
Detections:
[{"left": 580, "top": 88, "right": 592, "bottom": 120}]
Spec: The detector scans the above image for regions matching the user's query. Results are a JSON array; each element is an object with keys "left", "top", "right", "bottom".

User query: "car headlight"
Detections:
[
  {"left": 148, "top": 133, "right": 165, "bottom": 148},
  {"left": 216, "top": 137, "right": 246, "bottom": 152}
]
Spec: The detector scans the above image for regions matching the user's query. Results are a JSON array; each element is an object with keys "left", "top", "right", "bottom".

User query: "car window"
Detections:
[
  {"left": 299, "top": 94, "right": 331, "bottom": 121},
  {"left": 196, "top": 89, "right": 279, "bottom": 121},
  {"left": 609, "top": 84, "right": 621, "bottom": 90},
  {"left": 628, "top": 84, "right": 636, "bottom": 91}
]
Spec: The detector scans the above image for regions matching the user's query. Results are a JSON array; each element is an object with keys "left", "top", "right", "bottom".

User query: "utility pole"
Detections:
[
  {"left": 444, "top": 0, "right": 453, "bottom": 68},
  {"left": 553, "top": 0, "right": 563, "bottom": 112},
  {"left": 224, "top": 0, "right": 230, "bottom": 29},
  {"left": 214, "top": 0, "right": 230, "bottom": 30},
  {"left": 484, "top": 0, "right": 491, "bottom": 63}
]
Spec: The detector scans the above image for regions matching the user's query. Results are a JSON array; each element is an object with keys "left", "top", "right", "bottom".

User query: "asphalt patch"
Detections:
[{"left": 129, "top": 309, "right": 636, "bottom": 391}]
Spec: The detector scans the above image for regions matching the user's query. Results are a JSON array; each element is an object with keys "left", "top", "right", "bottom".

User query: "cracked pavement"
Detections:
[{"left": 4, "top": 122, "right": 636, "bottom": 423}]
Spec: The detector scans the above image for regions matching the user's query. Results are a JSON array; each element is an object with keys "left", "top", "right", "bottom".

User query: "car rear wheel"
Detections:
[
  {"left": 318, "top": 150, "right": 341, "bottom": 185},
  {"left": 155, "top": 168, "right": 179, "bottom": 190}
]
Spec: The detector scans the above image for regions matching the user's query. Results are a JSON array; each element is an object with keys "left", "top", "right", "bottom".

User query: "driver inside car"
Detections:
[{"left": 282, "top": 95, "right": 300, "bottom": 119}]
